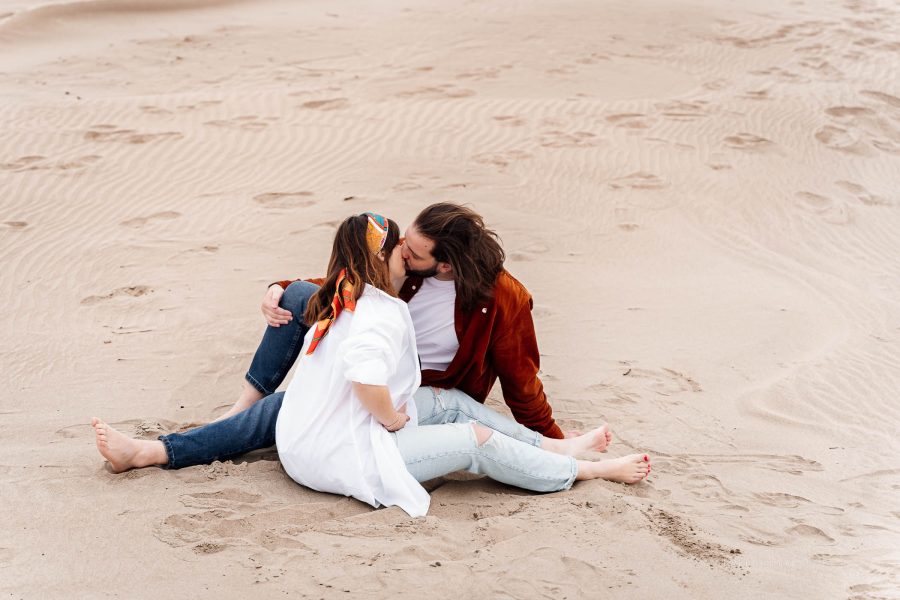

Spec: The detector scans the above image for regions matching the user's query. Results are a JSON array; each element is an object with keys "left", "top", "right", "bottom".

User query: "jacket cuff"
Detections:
[{"left": 541, "top": 421, "right": 565, "bottom": 439}]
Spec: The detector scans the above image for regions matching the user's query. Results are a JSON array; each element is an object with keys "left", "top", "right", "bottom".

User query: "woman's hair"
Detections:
[
  {"left": 412, "top": 202, "right": 505, "bottom": 311},
  {"left": 304, "top": 213, "right": 400, "bottom": 325}
]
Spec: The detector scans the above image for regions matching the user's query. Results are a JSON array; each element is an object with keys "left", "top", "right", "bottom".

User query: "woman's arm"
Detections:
[{"left": 352, "top": 382, "right": 409, "bottom": 431}]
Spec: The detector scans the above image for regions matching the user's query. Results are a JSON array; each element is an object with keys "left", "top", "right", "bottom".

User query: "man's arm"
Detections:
[
  {"left": 489, "top": 285, "right": 564, "bottom": 439},
  {"left": 263, "top": 278, "right": 327, "bottom": 327}
]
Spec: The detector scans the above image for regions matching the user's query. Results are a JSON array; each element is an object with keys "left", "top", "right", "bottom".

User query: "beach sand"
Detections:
[{"left": 1, "top": 0, "right": 898, "bottom": 597}]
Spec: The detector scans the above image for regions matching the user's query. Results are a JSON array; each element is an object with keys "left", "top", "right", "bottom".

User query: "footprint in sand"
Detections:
[
  {"left": 120, "top": 211, "right": 181, "bottom": 228},
  {"left": 395, "top": 84, "right": 475, "bottom": 100},
  {"left": 508, "top": 242, "right": 550, "bottom": 263},
  {"left": 253, "top": 192, "right": 316, "bottom": 209},
  {"left": 0, "top": 155, "right": 45, "bottom": 171},
  {"left": 204, "top": 115, "right": 275, "bottom": 131},
  {"left": 825, "top": 106, "right": 876, "bottom": 118},
  {"left": 85, "top": 125, "right": 183, "bottom": 144},
  {"left": 585, "top": 380, "right": 641, "bottom": 404},
  {"left": 820, "top": 100, "right": 900, "bottom": 154},
  {"left": 786, "top": 523, "right": 835, "bottom": 544},
  {"left": 614, "top": 206, "right": 640, "bottom": 231},
  {"left": 860, "top": 89, "right": 900, "bottom": 108},
  {"left": 605, "top": 113, "right": 654, "bottom": 129},
  {"left": 814, "top": 125, "right": 869, "bottom": 155},
  {"left": 300, "top": 98, "right": 350, "bottom": 111},
  {"left": 608, "top": 172, "right": 668, "bottom": 191},
  {"left": 834, "top": 180, "right": 889, "bottom": 205},
  {"left": 682, "top": 473, "right": 738, "bottom": 505},
  {"left": 139, "top": 105, "right": 174, "bottom": 116},
  {"left": 794, "top": 191, "right": 853, "bottom": 225},
  {"left": 80, "top": 286, "right": 153, "bottom": 305},
  {"left": 176, "top": 100, "right": 223, "bottom": 111},
  {"left": 154, "top": 500, "right": 351, "bottom": 555},
  {"left": 753, "top": 492, "right": 813, "bottom": 508},
  {"left": 392, "top": 181, "right": 423, "bottom": 192},
  {"left": 655, "top": 100, "right": 711, "bottom": 121},
  {"left": 539, "top": 130, "right": 599, "bottom": 149},
  {"left": 609, "top": 366, "right": 701, "bottom": 403},
  {"left": 750, "top": 66, "right": 810, "bottom": 84},
  {"left": 456, "top": 66, "right": 502, "bottom": 81},
  {"left": 492, "top": 115, "right": 527, "bottom": 127},
  {"left": 723, "top": 132, "right": 774, "bottom": 152},
  {"left": 3, "top": 154, "right": 101, "bottom": 172},
  {"left": 473, "top": 149, "right": 533, "bottom": 169},
  {"left": 742, "top": 89, "right": 771, "bottom": 101},
  {"left": 798, "top": 58, "right": 843, "bottom": 79}
]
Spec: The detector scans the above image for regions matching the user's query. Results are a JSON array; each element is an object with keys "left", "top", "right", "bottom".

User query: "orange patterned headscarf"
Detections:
[
  {"left": 363, "top": 212, "right": 389, "bottom": 254},
  {"left": 305, "top": 213, "right": 390, "bottom": 355}
]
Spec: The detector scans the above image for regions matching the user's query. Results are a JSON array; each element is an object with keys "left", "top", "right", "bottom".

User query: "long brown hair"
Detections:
[
  {"left": 304, "top": 213, "right": 401, "bottom": 325},
  {"left": 412, "top": 202, "right": 505, "bottom": 311}
]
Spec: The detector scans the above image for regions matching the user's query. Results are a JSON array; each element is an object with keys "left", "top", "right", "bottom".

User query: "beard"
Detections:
[{"left": 405, "top": 264, "right": 439, "bottom": 278}]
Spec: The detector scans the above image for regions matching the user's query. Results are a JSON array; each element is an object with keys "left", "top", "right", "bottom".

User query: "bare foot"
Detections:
[
  {"left": 91, "top": 418, "right": 167, "bottom": 473},
  {"left": 213, "top": 382, "right": 264, "bottom": 422},
  {"left": 542, "top": 424, "right": 612, "bottom": 456},
  {"left": 577, "top": 453, "right": 652, "bottom": 484}
]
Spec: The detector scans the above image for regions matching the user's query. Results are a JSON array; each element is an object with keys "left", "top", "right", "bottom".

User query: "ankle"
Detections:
[{"left": 136, "top": 441, "right": 168, "bottom": 468}]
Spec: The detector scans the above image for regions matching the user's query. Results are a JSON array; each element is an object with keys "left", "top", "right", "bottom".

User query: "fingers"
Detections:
[
  {"left": 261, "top": 286, "right": 291, "bottom": 326},
  {"left": 264, "top": 313, "right": 292, "bottom": 327},
  {"left": 262, "top": 304, "right": 293, "bottom": 327}
]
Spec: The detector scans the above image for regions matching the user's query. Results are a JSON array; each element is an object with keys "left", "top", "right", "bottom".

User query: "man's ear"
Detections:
[{"left": 437, "top": 262, "right": 453, "bottom": 275}]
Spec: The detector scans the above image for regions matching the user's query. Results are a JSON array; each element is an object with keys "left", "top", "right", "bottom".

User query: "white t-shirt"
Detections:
[
  {"left": 406, "top": 277, "right": 459, "bottom": 371},
  {"left": 275, "top": 285, "right": 430, "bottom": 517}
]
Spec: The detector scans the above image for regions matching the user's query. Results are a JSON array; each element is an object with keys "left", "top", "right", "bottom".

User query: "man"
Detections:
[{"left": 94, "top": 203, "right": 574, "bottom": 471}]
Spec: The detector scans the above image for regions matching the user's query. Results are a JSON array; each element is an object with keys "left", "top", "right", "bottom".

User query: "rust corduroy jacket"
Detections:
[{"left": 275, "top": 270, "right": 563, "bottom": 439}]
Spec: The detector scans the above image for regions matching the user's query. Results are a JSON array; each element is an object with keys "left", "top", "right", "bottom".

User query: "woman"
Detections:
[{"left": 92, "top": 212, "right": 651, "bottom": 516}]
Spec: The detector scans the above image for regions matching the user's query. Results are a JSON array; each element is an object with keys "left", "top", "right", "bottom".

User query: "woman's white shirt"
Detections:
[{"left": 275, "top": 284, "right": 430, "bottom": 517}]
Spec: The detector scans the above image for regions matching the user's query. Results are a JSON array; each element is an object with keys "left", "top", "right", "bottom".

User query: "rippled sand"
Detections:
[{"left": 1, "top": 0, "right": 898, "bottom": 597}]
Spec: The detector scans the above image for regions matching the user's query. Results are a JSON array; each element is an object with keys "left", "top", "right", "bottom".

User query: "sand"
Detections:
[{"left": 1, "top": 0, "right": 899, "bottom": 597}]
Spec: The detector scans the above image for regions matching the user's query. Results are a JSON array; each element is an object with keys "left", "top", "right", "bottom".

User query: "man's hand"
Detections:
[{"left": 262, "top": 284, "right": 293, "bottom": 327}]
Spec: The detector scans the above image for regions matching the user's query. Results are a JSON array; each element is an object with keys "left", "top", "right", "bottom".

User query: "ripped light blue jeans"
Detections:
[{"left": 400, "top": 387, "right": 577, "bottom": 493}]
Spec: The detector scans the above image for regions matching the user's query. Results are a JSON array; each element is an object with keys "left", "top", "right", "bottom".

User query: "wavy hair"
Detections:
[
  {"left": 304, "top": 213, "right": 400, "bottom": 325},
  {"left": 411, "top": 202, "right": 505, "bottom": 311}
]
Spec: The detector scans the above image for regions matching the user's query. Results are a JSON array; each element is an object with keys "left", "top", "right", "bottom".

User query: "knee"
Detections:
[
  {"left": 281, "top": 281, "right": 319, "bottom": 315},
  {"left": 472, "top": 424, "right": 493, "bottom": 446}
]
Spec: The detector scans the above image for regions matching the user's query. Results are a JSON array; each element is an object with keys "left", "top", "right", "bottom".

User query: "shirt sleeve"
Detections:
[
  {"left": 489, "top": 286, "right": 564, "bottom": 439},
  {"left": 339, "top": 296, "right": 407, "bottom": 386}
]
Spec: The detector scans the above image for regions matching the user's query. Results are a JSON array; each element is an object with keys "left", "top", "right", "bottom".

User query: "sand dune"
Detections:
[{"left": 1, "top": 0, "right": 899, "bottom": 598}]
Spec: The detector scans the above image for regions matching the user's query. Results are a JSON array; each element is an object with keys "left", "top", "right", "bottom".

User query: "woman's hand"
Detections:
[
  {"left": 381, "top": 411, "right": 410, "bottom": 432},
  {"left": 352, "top": 383, "right": 409, "bottom": 431}
]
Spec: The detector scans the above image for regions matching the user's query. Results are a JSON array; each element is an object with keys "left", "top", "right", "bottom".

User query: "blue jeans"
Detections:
[
  {"left": 159, "top": 281, "right": 547, "bottom": 472},
  {"left": 394, "top": 424, "right": 576, "bottom": 493}
]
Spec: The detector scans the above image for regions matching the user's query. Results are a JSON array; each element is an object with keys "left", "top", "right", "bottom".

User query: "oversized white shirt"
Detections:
[
  {"left": 275, "top": 284, "right": 430, "bottom": 517},
  {"left": 406, "top": 277, "right": 459, "bottom": 371}
]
